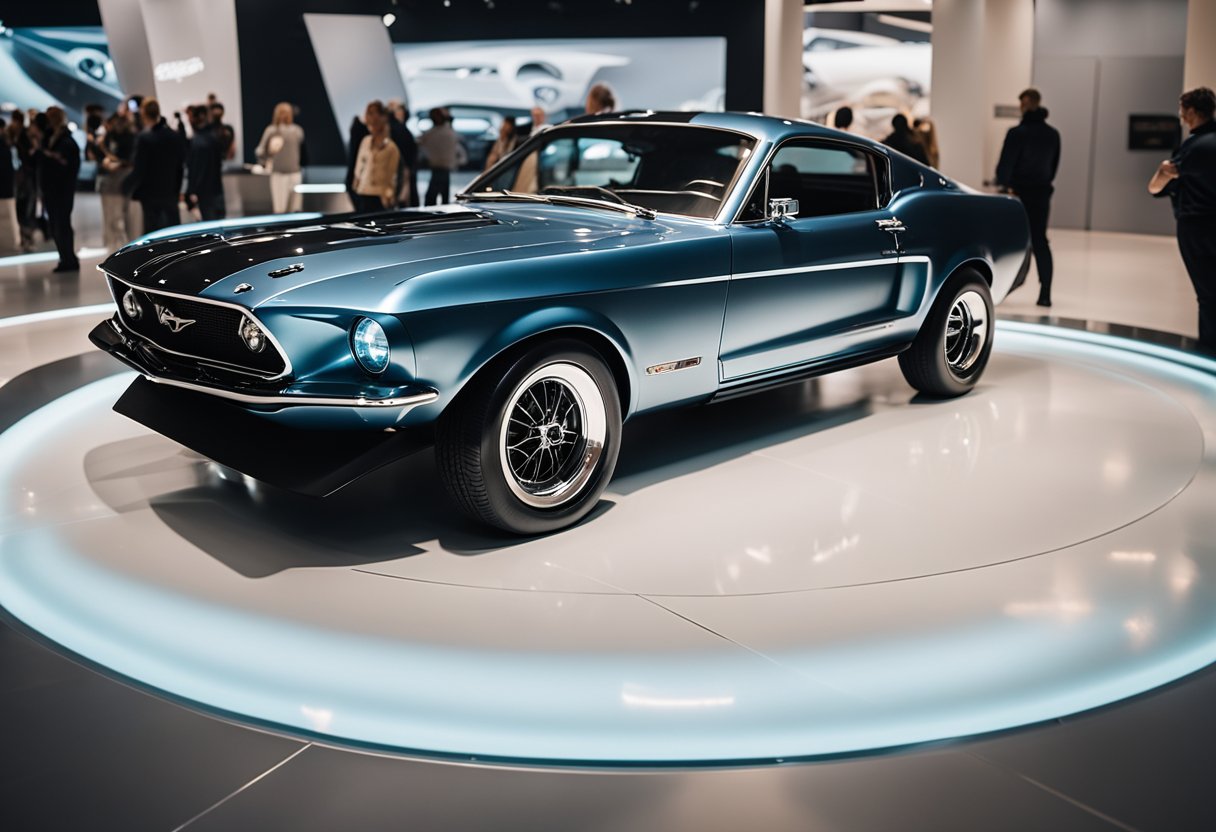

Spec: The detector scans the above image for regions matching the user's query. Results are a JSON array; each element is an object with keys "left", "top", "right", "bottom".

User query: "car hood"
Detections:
[{"left": 98, "top": 204, "right": 703, "bottom": 309}]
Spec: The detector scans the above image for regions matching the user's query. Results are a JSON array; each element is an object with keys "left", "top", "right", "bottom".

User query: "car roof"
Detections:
[{"left": 560, "top": 110, "right": 888, "bottom": 153}]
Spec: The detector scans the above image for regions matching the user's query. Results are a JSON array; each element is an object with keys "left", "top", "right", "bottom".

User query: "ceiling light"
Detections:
[{"left": 382, "top": 12, "right": 396, "bottom": 26}]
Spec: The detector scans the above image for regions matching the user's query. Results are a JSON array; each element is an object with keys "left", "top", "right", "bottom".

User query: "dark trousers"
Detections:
[
  {"left": 196, "top": 192, "right": 226, "bottom": 222},
  {"left": 42, "top": 188, "right": 77, "bottom": 267},
  {"left": 140, "top": 198, "right": 180, "bottom": 235},
  {"left": 350, "top": 194, "right": 383, "bottom": 214},
  {"left": 425, "top": 168, "right": 451, "bottom": 206},
  {"left": 1016, "top": 185, "right": 1053, "bottom": 300},
  {"left": 408, "top": 167, "right": 420, "bottom": 208},
  {"left": 1177, "top": 215, "right": 1216, "bottom": 354}
]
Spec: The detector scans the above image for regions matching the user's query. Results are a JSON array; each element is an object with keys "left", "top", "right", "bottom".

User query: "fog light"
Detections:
[
  {"left": 351, "top": 317, "right": 389, "bottom": 374},
  {"left": 121, "top": 289, "right": 142, "bottom": 320},
  {"left": 239, "top": 317, "right": 267, "bottom": 353}
]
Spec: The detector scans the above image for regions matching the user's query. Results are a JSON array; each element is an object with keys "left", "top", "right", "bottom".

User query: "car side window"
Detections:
[{"left": 739, "top": 142, "right": 882, "bottom": 222}]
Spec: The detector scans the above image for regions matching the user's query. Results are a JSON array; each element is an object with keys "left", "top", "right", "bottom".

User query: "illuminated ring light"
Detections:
[{"left": 1, "top": 321, "right": 1215, "bottom": 765}]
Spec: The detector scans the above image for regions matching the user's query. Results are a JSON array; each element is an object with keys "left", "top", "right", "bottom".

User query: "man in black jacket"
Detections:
[
  {"left": 1149, "top": 87, "right": 1216, "bottom": 355},
  {"left": 37, "top": 106, "right": 81, "bottom": 272},
  {"left": 996, "top": 88, "right": 1061, "bottom": 307},
  {"left": 124, "top": 98, "right": 185, "bottom": 234},
  {"left": 185, "top": 106, "right": 226, "bottom": 221}
]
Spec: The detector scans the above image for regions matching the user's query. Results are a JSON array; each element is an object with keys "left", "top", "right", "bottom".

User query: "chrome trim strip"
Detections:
[
  {"left": 636, "top": 254, "right": 931, "bottom": 290},
  {"left": 649, "top": 274, "right": 731, "bottom": 289},
  {"left": 733, "top": 257, "right": 900, "bottom": 281},
  {"left": 138, "top": 373, "right": 440, "bottom": 409},
  {"left": 100, "top": 268, "right": 294, "bottom": 381}
]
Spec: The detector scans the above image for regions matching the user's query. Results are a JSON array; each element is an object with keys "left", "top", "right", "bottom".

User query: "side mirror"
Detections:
[{"left": 768, "top": 197, "right": 799, "bottom": 222}]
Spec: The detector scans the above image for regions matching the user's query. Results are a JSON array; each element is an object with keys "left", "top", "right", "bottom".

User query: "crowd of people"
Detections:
[
  {"left": 343, "top": 82, "right": 616, "bottom": 211},
  {"left": 0, "top": 78, "right": 622, "bottom": 266},
  {"left": 0, "top": 94, "right": 237, "bottom": 269},
  {"left": 3, "top": 76, "right": 1209, "bottom": 355},
  {"left": 829, "top": 106, "right": 940, "bottom": 170}
]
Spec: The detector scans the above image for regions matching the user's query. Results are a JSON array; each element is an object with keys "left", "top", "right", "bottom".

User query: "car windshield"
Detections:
[{"left": 463, "top": 123, "right": 757, "bottom": 220}]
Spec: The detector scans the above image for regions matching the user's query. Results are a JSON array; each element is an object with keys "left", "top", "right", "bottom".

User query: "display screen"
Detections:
[
  {"left": 395, "top": 36, "right": 726, "bottom": 170},
  {"left": 801, "top": 11, "right": 932, "bottom": 140},
  {"left": 0, "top": 26, "right": 124, "bottom": 126}
]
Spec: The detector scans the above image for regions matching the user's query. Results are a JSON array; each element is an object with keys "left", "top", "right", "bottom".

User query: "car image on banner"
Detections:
[
  {"left": 396, "top": 37, "right": 726, "bottom": 169},
  {"left": 801, "top": 15, "right": 932, "bottom": 142},
  {"left": 0, "top": 26, "right": 123, "bottom": 126}
]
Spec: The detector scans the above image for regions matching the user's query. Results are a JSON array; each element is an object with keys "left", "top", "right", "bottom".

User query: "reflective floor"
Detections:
[
  {"left": 2, "top": 320, "right": 1216, "bottom": 773},
  {"left": 3, "top": 236, "right": 1216, "bottom": 828}
]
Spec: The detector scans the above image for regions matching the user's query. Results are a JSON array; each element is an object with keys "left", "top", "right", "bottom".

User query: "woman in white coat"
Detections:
[{"left": 256, "top": 102, "right": 305, "bottom": 214}]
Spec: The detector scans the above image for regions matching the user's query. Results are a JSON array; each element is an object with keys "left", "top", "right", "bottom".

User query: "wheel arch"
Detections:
[
  {"left": 452, "top": 308, "right": 637, "bottom": 420},
  {"left": 950, "top": 257, "right": 993, "bottom": 287}
]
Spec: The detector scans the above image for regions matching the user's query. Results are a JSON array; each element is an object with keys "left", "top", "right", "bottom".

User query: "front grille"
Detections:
[{"left": 109, "top": 278, "right": 287, "bottom": 377}]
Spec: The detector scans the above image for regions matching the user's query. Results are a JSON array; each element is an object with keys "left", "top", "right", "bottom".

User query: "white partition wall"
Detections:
[
  {"left": 929, "top": 0, "right": 1035, "bottom": 190},
  {"left": 763, "top": 0, "right": 803, "bottom": 119},
  {"left": 303, "top": 13, "right": 408, "bottom": 152},
  {"left": 97, "top": 0, "right": 155, "bottom": 98},
  {"left": 1031, "top": 56, "right": 1099, "bottom": 231},
  {"left": 1032, "top": 0, "right": 1187, "bottom": 233},
  {"left": 98, "top": 0, "right": 243, "bottom": 156},
  {"left": 1185, "top": 0, "right": 1216, "bottom": 93}
]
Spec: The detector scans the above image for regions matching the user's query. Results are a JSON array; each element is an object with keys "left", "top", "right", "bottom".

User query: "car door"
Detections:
[{"left": 720, "top": 139, "right": 913, "bottom": 381}]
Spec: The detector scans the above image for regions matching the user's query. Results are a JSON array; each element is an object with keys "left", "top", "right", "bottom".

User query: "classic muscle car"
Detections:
[{"left": 91, "top": 111, "right": 1030, "bottom": 534}]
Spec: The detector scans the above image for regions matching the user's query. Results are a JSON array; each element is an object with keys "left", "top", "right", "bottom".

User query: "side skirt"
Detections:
[{"left": 710, "top": 343, "right": 909, "bottom": 403}]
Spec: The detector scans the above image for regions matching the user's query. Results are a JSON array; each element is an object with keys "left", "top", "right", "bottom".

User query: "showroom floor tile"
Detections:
[
  {"left": 177, "top": 742, "right": 1127, "bottom": 832},
  {"left": 966, "top": 664, "right": 1216, "bottom": 832},
  {"left": 0, "top": 623, "right": 305, "bottom": 832}
]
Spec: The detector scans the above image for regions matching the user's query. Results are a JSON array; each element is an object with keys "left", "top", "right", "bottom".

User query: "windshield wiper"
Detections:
[{"left": 457, "top": 189, "right": 657, "bottom": 220}]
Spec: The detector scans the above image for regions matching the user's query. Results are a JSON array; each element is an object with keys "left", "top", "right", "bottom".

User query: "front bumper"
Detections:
[
  {"left": 89, "top": 316, "right": 439, "bottom": 428},
  {"left": 91, "top": 316, "right": 438, "bottom": 496}
]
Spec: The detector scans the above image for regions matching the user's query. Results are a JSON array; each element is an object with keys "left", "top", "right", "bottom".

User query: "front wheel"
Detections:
[
  {"left": 898, "top": 270, "right": 994, "bottom": 398},
  {"left": 436, "top": 340, "right": 621, "bottom": 535}
]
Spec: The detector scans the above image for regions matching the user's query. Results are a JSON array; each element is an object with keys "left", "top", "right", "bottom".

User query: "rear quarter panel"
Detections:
[{"left": 893, "top": 185, "right": 1031, "bottom": 305}]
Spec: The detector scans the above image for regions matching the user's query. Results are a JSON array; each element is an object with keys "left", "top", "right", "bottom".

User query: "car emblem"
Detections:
[{"left": 154, "top": 304, "right": 196, "bottom": 333}]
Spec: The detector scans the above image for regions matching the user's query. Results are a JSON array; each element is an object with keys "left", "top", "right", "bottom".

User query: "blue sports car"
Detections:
[{"left": 91, "top": 111, "right": 1031, "bottom": 534}]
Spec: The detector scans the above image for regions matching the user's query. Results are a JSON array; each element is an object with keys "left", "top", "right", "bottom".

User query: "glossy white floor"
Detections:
[
  {"left": 3, "top": 228, "right": 1216, "bottom": 829},
  {"left": 2, "top": 310, "right": 1215, "bottom": 765}
]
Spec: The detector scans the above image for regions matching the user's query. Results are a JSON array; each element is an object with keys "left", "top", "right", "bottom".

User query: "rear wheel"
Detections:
[
  {"left": 436, "top": 340, "right": 621, "bottom": 535},
  {"left": 898, "top": 270, "right": 994, "bottom": 397}
]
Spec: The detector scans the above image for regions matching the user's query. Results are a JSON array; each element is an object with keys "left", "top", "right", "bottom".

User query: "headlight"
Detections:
[
  {"left": 238, "top": 316, "right": 268, "bottom": 353},
  {"left": 351, "top": 317, "right": 390, "bottom": 374},
  {"left": 121, "top": 289, "right": 142, "bottom": 320}
]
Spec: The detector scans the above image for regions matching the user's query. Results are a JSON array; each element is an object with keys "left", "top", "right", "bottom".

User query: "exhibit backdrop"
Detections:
[
  {"left": 237, "top": 0, "right": 763, "bottom": 168},
  {"left": 394, "top": 37, "right": 726, "bottom": 170},
  {"left": 801, "top": 10, "right": 931, "bottom": 141},
  {"left": 0, "top": 26, "right": 123, "bottom": 126}
]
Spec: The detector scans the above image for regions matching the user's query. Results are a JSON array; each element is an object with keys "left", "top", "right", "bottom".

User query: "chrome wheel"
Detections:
[
  {"left": 944, "top": 290, "right": 988, "bottom": 376},
  {"left": 498, "top": 362, "right": 606, "bottom": 509}
]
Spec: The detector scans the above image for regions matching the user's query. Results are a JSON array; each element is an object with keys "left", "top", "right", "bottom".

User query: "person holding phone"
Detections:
[{"left": 1150, "top": 87, "right": 1216, "bottom": 355}]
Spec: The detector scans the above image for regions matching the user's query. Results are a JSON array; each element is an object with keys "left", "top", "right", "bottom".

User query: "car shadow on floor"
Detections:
[{"left": 81, "top": 364, "right": 924, "bottom": 576}]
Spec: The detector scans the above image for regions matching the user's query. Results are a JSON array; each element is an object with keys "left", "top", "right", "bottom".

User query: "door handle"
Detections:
[{"left": 876, "top": 217, "right": 907, "bottom": 253}]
